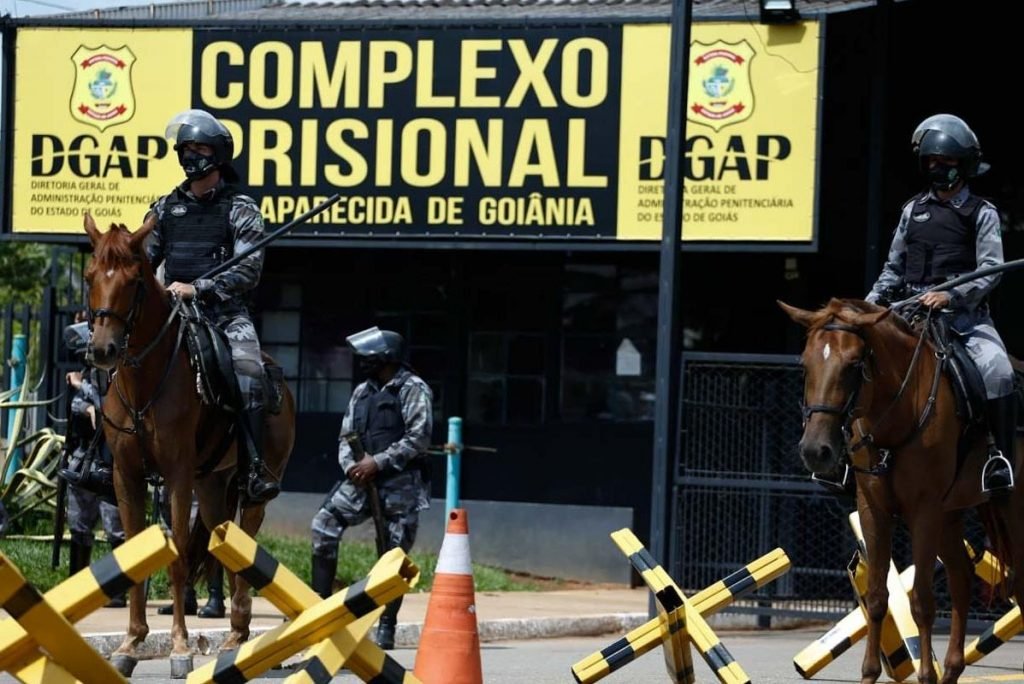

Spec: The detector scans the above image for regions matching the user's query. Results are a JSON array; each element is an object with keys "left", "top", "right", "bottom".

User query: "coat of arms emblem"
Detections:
[
  {"left": 70, "top": 45, "right": 136, "bottom": 131},
  {"left": 687, "top": 40, "right": 756, "bottom": 132}
]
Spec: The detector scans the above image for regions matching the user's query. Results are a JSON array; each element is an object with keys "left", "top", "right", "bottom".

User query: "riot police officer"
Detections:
[
  {"left": 866, "top": 113, "right": 1015, "bottom": 493},
  {"left": 310, "top": 327, "right": 433, "bottom": 649},
  {"left": 59, "top": 321, "right": 127, "bottom": 606},
  {"left": 145, "top": 109, "right": 278, "bottom": 503}
]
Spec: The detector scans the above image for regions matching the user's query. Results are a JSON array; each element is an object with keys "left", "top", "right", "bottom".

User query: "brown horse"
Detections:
[
  {"left": 779, "top": 298, "right": 1024, "bottom": 684},
  {"left": 82, "top": 213, "right": 295, "bottom": 677}
]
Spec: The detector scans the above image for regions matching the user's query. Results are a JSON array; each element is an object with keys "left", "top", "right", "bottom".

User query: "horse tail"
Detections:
[
  {"left": 185, "top": 516, "right": 212, "bottom": 587},
  {"left": 978, "top": 502, "right": 1015, "bottom": 603}
]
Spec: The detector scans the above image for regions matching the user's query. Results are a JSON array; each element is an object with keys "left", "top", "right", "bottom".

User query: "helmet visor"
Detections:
[
  {"left": 165, "top": 109, "right": 228, "bottom": 143},
  {"left": 346, "top": 327, "right": 389, "bottom": 357}
]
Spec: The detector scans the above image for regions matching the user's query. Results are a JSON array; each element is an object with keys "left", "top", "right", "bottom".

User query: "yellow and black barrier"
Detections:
[
  {"left": 0, "top": 524, "right": 177, "bottom": 684},
  {"left": 191, "top": 521, "right": 420, "bottom": 684},
  {"left": 965, "top": 606, "right": 1021, "bottom": 664},
  {"left": 793, "top": 562, "right": 917, "bottom": 678},
  {"left": 572, "top": 529, "right": 791, "bottom": 683},
  {"left": 845, "top": 551, "right": 918, "bottom": 682}
]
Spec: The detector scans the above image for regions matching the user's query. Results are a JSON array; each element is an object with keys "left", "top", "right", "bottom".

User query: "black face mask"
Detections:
[
  {"left": 180, "top": 149, "right": 218, "bottom": 181},
  {"left": 925, "top": 162, "right": 961, "bottom": 191},
  {"left": 358, "top": 356, "right": 385, "bottom": 377}
]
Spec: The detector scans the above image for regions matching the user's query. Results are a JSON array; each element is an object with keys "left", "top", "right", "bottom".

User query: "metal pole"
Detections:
[
  {"left": 3, "top": 334, "right": 27, "bottom": 485},
  {"left": 863, "top": 0, "right": 893, "bottom": 294},
  {"left": 446, "top": 416, "right": 463, "bottom": 518},
  {"left": 649, "top": 0, "right": 693, "bottom": 614}
]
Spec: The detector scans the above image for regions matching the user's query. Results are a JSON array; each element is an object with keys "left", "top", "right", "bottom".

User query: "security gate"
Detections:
[{"left": 669, "top": 352, "right": 1012, "bottom": 624}]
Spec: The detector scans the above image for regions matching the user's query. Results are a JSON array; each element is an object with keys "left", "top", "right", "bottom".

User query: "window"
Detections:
[
  {"left": 467, "top": 332, "right": 545, "bottom": 425},
  {"left": 561, "top": 263, "right": 657, "bottom": 422}
]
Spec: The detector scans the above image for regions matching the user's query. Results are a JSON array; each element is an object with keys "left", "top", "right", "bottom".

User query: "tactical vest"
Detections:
[
  {"left": 160, "top": 186, "right": 236, "bottom": 285},
  {"left": 903, "top": 192, "right": 983, "bottom": 285},
  {"left": 352, "top": 375, "right": 408, "bottom": 459}
]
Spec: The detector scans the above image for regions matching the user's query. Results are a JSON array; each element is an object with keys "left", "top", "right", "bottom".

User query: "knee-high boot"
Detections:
[
  {"left": 198, "top": 563, "right": 226, "bottom": 618},
  {"left": 983, "top": 394, "right": 1018, "bottom": 493},
  {"left": 375, "top": 597, "right": 403, "bottom": 650}
]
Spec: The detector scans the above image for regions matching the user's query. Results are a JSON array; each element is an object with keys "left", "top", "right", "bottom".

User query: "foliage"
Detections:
[
  {"left": 0, "top": 533, "right": 541, "bottom": 599},
  {"left": 0, "top": 241, "right": 48, "bottom": 306}
]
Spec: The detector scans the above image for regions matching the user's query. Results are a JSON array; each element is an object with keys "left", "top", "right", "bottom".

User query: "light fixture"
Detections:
[{"left": 759, "top": 0, "right": 801, "bottom": 24}]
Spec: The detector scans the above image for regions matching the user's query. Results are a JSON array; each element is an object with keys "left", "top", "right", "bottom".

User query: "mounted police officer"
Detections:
[
  {"left": 143, "top": 109, "right": 278, "bottom": 503},
  {"left": 866, "top": 113, "right": 1016, "bottom": 494},
  {"left": 310, "top": 327, "right": 433, "bottom": 649},
  {"left": 58, "top": 320, "right": 128, "bottom": 606}
]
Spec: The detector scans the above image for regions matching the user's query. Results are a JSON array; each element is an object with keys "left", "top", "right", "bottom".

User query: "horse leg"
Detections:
[
  {"left": 858, "top": 496, "right": 893, "bottom": 684},
  {"left": 196, "top": 472, "right": 245, "bottom": 650},
  {"left": 225, "top": 502, "right": 269, "bottom": 648},
  {"left": 167, "top": 474, "right": 196, "bottom": 677},
  {"left": 909, "top": 511, "right": 943, "bottom": 684},
  {"left": 938, "top": 514, "right": 970, "bottom": 684},
  {"left": 109, "top": 446, "right": 149, "bottom": 677}
]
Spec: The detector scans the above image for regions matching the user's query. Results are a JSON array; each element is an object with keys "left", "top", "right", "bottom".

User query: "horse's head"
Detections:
[
  {"left": 778, "top": 298, "right": 891, "bottom": 475},
  {"left": 83, "top": 212, "right": 157, "bottom": 370}
]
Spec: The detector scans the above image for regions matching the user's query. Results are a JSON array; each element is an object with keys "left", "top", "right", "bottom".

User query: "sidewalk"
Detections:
[{"left": 77, "top": 588, "right": 652, "bottom": 658}]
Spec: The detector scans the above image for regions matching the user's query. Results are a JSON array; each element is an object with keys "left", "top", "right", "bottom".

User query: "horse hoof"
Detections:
[
  {"left": 170, "top": 654, "right": 194, "bottom": 679},
  {"left": 110, "top": 654, "right": 138, "bottom": 677}
]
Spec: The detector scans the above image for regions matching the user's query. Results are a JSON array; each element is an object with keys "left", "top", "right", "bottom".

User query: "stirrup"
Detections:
[
  {"left": 982, "top": 451, "right": 1015, "bottom": 493},
  {"left": 811, "top": 463, "right": 851, "bottom": 493}
]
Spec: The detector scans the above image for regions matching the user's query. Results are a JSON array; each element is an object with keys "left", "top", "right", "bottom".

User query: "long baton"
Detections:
[
  {"left": 890, "top": 257, "right": 1024, "bottom": 309},
  {"left": 195, "top": 193, "right": 342, "bottom": 283}
]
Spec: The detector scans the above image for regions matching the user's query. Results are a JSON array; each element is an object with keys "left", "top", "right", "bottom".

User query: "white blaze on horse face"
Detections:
[
  {"left": 105, "top": 269, "right": 114, "bottom": 278},
  {"left": 823, "top": 343, "right": 831, "bottom": 361}
]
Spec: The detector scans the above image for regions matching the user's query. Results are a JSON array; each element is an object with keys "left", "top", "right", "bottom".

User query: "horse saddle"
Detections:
[
  {"left": 927, "top": 315, "right": 987, "bottom": 425},
  {"left": 181, "top": 304, "right": 285, "bottom": 415}
]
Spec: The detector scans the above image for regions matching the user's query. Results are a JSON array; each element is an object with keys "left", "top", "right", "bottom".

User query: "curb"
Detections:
[{"left": 82, "top": 613, "right": 650, "bottom": 658}]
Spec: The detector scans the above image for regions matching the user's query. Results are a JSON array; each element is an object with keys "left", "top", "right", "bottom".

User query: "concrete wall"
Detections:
[{"left": 262, "top": 493, "right": 634, "bottom": 584}]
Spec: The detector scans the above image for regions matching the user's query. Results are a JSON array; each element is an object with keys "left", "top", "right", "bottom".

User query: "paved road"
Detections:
[{"left": 10, "top": 630, "right": 1020, "bottom": 683}]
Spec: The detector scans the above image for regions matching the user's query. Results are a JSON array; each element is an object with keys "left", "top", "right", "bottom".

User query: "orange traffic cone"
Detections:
[{"left": 413, "top": 508, "right": 484, "bottom": 684}]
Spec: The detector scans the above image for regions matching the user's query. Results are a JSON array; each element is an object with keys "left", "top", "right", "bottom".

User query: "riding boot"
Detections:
[
  {"left": 311, "top": 553, "right": 337, "bottom": 601},
  {"left": 983, "top": 395, "right": 1017, "bottom": 493},
  {"left": 242, "top": 406, "right": 280, "bottom": 504},
  {"left": 375, "top": 597, "right": 403, "bottom": 650},
  {"left": 68, "top": 536, "right": 92, "bottom": 577},
  {"left": 197, "top": 564, "right": 226, "bottom": 618},
  {"left": 104, "top": 539, "right": 127, "bottom": 608},
  {"left": 158, "top": 584, "right": 198, "bottom": 615}
]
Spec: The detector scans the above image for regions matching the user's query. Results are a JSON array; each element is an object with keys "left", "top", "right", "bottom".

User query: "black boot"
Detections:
[
  {"left": 68, "top": 537, "right": 92, "bottom": 577},
  {"left": 242, "top": 406, "right": 280, "bottom": 504},
  {"left": 158, "top": 584, "right": 198, "bottom": 615},
  {"left": 983, "top": 395, "right": 1017, "bottom": 493},
  {"left": 105, "top": 539, "right": 128, "bottom": 608},
  {"left": 197, "top": 564, "right": 226, "bottom": 618},
  {"left": 375, "top": 597, "right": 403, "bottom": 650},
  {"left": 311, "top": 553, "right": 337, "bottom": 601}
]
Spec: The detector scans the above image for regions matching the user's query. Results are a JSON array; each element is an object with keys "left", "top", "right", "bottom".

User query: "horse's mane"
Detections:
[
  {"left": 806, "top": 297, "right": 916, "bottom": 338},
  {"left": 91, "top": 224, "right": 138, "bottom": 268}
]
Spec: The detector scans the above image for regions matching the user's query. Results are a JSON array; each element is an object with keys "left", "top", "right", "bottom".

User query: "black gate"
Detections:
[{"left": 670, "top": 352, "right": 1013, "bottom": 624}]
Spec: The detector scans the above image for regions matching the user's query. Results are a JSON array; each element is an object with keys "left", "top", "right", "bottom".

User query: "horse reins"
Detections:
[{"left": 803, "top": 311, "right": 947, "bottom": 476}]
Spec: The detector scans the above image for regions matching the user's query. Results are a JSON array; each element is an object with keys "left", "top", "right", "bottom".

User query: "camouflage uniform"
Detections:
[
  {"left": 145, "top": 180, "right": 266, "bottom": 411},
  {"left": 311, "top": 368, "right": 433, "bottom": 559},
  {"left": 866, "top": 186, "right": 1013, "bottom": 399},
  {"left": 67, "top": 371, "right": 125, "bottom": 551}
]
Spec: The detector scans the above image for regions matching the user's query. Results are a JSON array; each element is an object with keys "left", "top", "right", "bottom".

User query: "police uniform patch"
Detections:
[
  {"left": 912, "top": 212, "right": 930, "bottom": 222},
  {"left": 170, "top": 205, "right": 187, "bottom": 217}
]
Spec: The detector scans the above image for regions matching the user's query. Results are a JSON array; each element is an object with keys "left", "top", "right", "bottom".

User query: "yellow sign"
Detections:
[
  {"left": 9, "top": 22, "right": 820, "bottom": 243},
  {"left": 618, "top": 22, "right": 820, "bottom": 242},
  {"left": 12, "top": 28, "right": 192, "bottom": 233}
]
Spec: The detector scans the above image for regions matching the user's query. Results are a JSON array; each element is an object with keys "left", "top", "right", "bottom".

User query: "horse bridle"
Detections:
[
  {"left": 88, "top": 262, "right": 147, "bottom": 354},
  {"left": 802, "top": 313, "right": 946, "bottom": 476}
]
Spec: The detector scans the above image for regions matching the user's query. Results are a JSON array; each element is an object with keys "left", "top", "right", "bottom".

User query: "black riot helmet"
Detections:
[
  {"left": 911, "top": 114, "right": 988, "bottom": 189},
  {"left": 346, "top": 326, "right": 407, "bottom": 376},
  {"left": 164, "top": 109, "right": 238, "bottom": 182}
]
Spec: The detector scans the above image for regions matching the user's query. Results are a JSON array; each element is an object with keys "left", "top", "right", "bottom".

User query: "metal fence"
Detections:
[{"left": 670, "top": 352, "right": 1014, "bottom": 624}]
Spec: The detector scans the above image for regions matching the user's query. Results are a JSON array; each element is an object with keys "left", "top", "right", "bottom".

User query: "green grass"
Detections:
[{"left": 0, "top": 533, "right": 544, "bottom": 599}]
